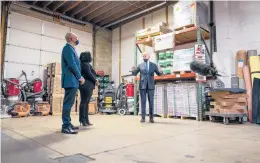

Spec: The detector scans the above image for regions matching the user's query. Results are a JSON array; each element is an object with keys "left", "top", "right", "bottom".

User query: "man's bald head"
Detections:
[
  {"left": 142, "top": 52, "right": 150, "bottom": 60},
  {"left": 65, "top": 32, "right": 78, "bottom": 46}
]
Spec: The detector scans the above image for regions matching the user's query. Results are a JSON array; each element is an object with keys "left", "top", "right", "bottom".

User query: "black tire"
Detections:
[{"left": 118, "top": 109, "right": 126, "bottom": 116}]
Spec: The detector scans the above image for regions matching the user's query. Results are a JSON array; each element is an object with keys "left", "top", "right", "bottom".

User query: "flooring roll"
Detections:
[
  {"left": 247, "top": 50, "right": 257, "bottom": 58},
  {"left": 243, "top": 65, "right": 253, "bottom": 122},
  {"left": 249, "top": 56, "right": 260, "bottom": 86},
  {"left": 236, "top": 50, "right": 247, "bottom": 79}
]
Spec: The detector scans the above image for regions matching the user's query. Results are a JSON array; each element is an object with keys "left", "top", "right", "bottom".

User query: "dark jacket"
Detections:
[
  {"left": 61, "top": 43, "right": 81, "bottom": 88},
  {"left": 132, "top": 61, "right": 162, "bottom": 90},
  {"left": 80, "top": 55, "right": 96, "bottom": 90}
]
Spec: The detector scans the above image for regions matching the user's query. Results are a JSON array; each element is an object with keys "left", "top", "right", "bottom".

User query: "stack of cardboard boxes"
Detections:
[
  {"left": 173, "top": 1, "right": 208, "bottom": 30},
  {"left": 47, "top": 62, "right": 77, "bottom": 115},
  {"left": 209, "top": 91, "right": 248, "bottom": 114},
  {"left": 47, "top": 62, "right": 99, "bottom": 115},
  {"left": 167, "top": 83, "right": 198, "bottom": 118},
  {"left": 173, "top": 48, "right": 195, "bottom": 72}
]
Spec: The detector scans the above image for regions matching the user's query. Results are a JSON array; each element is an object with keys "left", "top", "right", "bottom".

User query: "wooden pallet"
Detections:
[
  {"left": 174, "top": 24, "right": 196, "bottom": 31},
  {"left": 168, "top": 115, "right": 198, "bottom": 120},
  {"left": 51, "top": 112, "right": 78, "bottom": 116},
  {"left": 137, "top": 32, "right": 163, "bottom": 40},
  {"left": 138, "top": 113, "right": 167, "bottom": 118},
  {"left": 173, "top": 71, "right": 192, "bottom": 74}
]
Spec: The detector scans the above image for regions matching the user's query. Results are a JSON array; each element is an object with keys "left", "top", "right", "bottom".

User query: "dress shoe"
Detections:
[
  {"left": 61, "top": 127, "right": 78, "bottom": 134},
  {"left": 87, "top": 122, "right": 94, "bottom": 126},
  {"left": 140, "top": 119, "right": 145, "bottom": 123},
  {"left": 71, "top": 124, "right": 79, "bottom": 130},
  {"left": 149, "top": 119, "right": 154, "bottom": 123},
  {"left": 80, "top": 120, "right": 87, "bottom": 126}
]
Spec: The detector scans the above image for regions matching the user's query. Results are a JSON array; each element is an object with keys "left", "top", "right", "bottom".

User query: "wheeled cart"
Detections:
[{"left": 205, "top": 112, "right": 247, "bottom": 125}]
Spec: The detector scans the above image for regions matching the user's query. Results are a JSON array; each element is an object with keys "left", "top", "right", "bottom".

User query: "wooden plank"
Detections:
[{"left": 135, "top": 72, "right": 196, "bottom": 81}]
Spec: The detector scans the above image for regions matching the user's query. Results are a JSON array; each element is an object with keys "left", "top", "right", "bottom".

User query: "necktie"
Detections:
[{"left": 145, "top": 62, "right": 148, "bottom": 73}]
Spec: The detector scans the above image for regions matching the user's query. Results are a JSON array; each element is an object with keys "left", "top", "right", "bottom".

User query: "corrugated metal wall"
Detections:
[{"left": 4, "top": 12, "right": 93, "bottom": 81}]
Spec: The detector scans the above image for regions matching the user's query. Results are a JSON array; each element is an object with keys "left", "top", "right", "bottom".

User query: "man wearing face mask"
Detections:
[
  {"left": 132, "top": 52, "right": 163, "bottom": 123},
  {"left": 61, "top": 32, "right": 85, "bottom": 134}
]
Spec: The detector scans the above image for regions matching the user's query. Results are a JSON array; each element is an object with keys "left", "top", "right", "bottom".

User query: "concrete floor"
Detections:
[{"left": 1, "top": 115, "right": 260, "bottom": 163}]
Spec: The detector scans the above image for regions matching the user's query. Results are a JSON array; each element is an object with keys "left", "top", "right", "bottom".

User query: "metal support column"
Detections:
[{"left": 134, "top": 37, "right": 138, "bottom": 116}]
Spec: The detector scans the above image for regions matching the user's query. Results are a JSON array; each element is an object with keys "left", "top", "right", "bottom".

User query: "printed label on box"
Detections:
[{"left": 238, "top": 60, "right": 244, "bottom": 68}]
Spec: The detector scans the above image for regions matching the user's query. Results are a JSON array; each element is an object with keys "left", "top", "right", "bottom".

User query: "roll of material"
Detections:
[
  {"left": 249, "top": 56, "right": 260, "bottom": 86},
  {"left": 236, "top": 50, "right": 247, "bottom": 79},
  {"left": 247, "top": 50, "right": 257, "bottom": 58},
  {"left": 243, "top": 65, "right": 253, "bottom": 122},
  {"left": 239, "top": 78, "right": 245, "bottom": 89},
  {"left": 231, "top": 76, "right": 239, "bottom": 88}
]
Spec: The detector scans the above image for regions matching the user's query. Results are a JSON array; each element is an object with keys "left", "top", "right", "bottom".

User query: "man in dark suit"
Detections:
[
  {"left": 61, "top": 32, "right": 85, "bottom": 134},
  {"left": 132, "top": 52, "right": 163, "bottom": 123}
]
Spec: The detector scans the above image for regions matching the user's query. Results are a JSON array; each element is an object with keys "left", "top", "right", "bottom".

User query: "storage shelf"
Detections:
[
  {"left": 135, "top": 72, "right": 196, "bottom": 81},
  {"left": 136, "top": 37, "right": 153, "bottom": 47},
  {"left": 136, "top": 26, "right": 209, "bottom": 47},
  {"left": 175, "top": 26, "right": 209, "bottom": 45}
]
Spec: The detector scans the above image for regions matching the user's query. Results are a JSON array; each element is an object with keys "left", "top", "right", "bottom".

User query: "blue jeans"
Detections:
[{"left": 62, "top": 88, "right": 78, "bottom": 129}]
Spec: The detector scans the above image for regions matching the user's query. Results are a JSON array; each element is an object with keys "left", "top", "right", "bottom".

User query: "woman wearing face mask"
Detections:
[{"left": 79, "top": 51, "right": 98, "bottom": 126}]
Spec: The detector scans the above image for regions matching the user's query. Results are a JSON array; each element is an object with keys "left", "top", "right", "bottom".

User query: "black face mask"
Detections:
[{"left": 143, "top": 59, "right": 148, "bottom": 62}]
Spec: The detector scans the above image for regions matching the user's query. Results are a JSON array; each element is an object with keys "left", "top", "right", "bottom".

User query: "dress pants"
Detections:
[
  {"left": 79, "top": 84, "right": 93, "bottom": 123},
  {"left": 62, "top": 88, "right": 78, "bottom": 129},
  {"left": 252, "top": 78, "right": 260, "bottom": 124},
  {"left": 140, "top": 89, "right": 154, "bottom": 120}
]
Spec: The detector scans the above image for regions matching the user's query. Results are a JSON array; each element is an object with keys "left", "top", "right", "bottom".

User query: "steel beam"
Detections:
[
  {"left": 49, "top": 1, "right": 67, "bottom": 11},
  {"left": 42, "top": 1, "right": 53, "bottom": 9},
  {"left": 60, "top": 1, "right": 82, "bottom": 14},
  {"left": 68, "top": 1, "right": 96, "bottom": 17},
  {"left": 91, "top": 1, "right": 137, "bottom": 25},
  {"left": 85, "top": 1, "right": 123, "bottom": 22},
  {"left": 76, "top": 1, "right": 110, "bottom": 20},
  {"left": 99, "top": 1, "right": 153, "bottom": 26}
]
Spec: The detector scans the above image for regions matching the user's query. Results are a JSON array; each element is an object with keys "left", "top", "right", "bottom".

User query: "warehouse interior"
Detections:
[{"left": 1, "top": 1, "right": 260, "bottom": 163}]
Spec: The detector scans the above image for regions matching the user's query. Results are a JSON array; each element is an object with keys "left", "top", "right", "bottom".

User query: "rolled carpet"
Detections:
[{"left": 243, "top": 65, "right": 253, "bottom": 122}]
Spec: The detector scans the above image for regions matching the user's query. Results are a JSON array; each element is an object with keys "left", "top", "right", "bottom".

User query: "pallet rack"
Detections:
[{"left": 133, "top": 17, "right": 209, "bottom": 121}]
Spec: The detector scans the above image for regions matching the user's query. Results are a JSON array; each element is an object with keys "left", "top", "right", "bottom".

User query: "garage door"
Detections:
[{"left": 4, "top": 12, "right": 93, "bottom": 81}]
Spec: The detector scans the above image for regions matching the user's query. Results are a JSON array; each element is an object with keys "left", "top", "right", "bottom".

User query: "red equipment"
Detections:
[
  {"left": 33, "top": 81, "right": 42, "bottom": 93},
  {"left": 126, "top": 83, "right": 134, "bottom": 97},
  {"left": 6, "top": 78, "right": 20, "bottom": 96},
  {"left": 96, "top": 70, "right": 104, "bottom": 76}
]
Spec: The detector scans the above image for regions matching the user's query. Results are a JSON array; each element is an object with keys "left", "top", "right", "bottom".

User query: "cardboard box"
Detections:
[
  {"left": 47, "top": 63, "right": 52, "bottom": 76},
  {"left": 51, "top": 75, "right": 62, "bottom": 94},
  {"left": 89, "top": 102, "right": 97, "bottom": 114},
  {"left": 173, "top": 48, "right": 194, "bottom": 71},
  {"left": 51, "top": 62, "right": 61, "bottom": 75},
  {"left": 50, "top": 94, "right": 64, "bottom": 115},
  {"left": 173, "top": 1, "right": 208, "bottom": 30},
  {"left": 154, "top": 32, "right": 175, "bottom": 52}
]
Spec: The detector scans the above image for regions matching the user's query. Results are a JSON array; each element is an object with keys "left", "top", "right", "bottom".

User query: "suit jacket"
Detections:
[
  {"left": 80, "top": 62, "right": 96, "bottom": 90},
  {"left": 132, "top": 61, "right": 162, "bottom": 90},
  {"left": 61, "top": 43, "right": 81, "bottom": 88}
]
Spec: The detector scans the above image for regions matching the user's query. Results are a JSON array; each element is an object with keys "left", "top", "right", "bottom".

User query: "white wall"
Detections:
[{"left": 214, "top": 1, "right": 260, "bottom": 87}]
